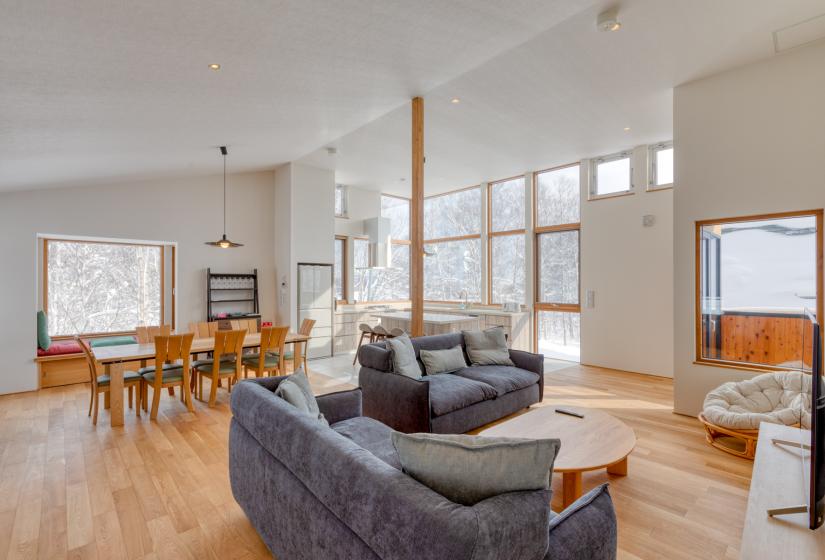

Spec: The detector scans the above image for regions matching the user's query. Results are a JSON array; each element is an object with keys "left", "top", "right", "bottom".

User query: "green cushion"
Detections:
[
  {"left": 242, "top": 353, "right": 281, "bottom": 369},
  {"left": 37, "top": 310, "right": 51, "bottom": 351},
  {"left": 267, "top": 351, "right": 294, "bottom": 360},
  {"left": 142, "top": 368, "right": 185, "bottom": 383},
  {"left": 90, "top": 335, "right": 136, "bottom": 348},
  {"left": 97, "top": 371, "right": 143, "bottom": 386},
  {"left": 137, "top": 362, "right": 183, "bottom": 375},
  {"left": 193, "top": 361, "right": 237, "bottom": 374}
]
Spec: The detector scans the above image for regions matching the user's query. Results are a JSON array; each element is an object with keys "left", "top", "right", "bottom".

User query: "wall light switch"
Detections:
[
  {"left": 643, "top": 214, "right": 656, "bottom": 227},
  {"left": 585, "top": 289, "right": 595, "bottom": 308}
]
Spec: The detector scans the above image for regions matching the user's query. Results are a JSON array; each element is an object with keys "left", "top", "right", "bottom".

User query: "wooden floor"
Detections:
[{"left": 0, "top": 357, "right": 751, "bottom": 560}]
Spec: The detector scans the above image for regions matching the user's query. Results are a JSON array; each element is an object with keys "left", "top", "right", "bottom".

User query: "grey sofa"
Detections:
[
  {"left": 359, "top": 332, "right": 544, "bottom": 433},
  {"left": 229, "top": 378, "right": 618, "bottom": 560}
]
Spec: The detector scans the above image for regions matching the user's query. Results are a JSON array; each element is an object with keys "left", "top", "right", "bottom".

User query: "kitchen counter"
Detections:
[{"left": 371, "top": 311, "right": 480, "bottom": 325}]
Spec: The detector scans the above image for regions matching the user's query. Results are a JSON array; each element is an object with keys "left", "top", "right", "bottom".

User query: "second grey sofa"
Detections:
[
  {"left": 229, "top": 378, "right": 618, "bottom": 560},
  {"left": 358, "top": 332, "right": 544, "bottom": 433}
]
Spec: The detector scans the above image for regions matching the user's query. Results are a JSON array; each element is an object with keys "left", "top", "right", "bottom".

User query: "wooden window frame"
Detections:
[
  {"left": 334, "top": 235, "right": 348, "bottom": 305},
  {"left": 43, "top": 237, "right": 172, "bottom": 340},
  {"left": 532, "top": 163, "right": 582, "bottom": 354},
  {"left": 487, "top": 175, "right": 527, "bottom": 305},
  {"left": 335, "top": 184, "right": 348, "bottom": 218},
  {"left": 694, "top": 209, "right": 824, "bottom": 372},
  {"left": 423, "top": 185, "right": 483, "bottom": 304}
]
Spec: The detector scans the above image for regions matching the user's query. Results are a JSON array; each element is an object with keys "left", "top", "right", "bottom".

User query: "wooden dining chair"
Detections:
[
  {"left": 76, "top": 337, "right": 143, "bottom": 425},
  {"left": 139, "top": 333, "right": 195, "bottom": 420},
  {"left": 193, "top": 329, "right": 246, "bottom": 407},
  {"left": 229, "top": 318, "right": 258, "bottom": 333},
  {"left": 241, "top": 326, "right": 288, "bottom": 378},
  {"left": 289, "top": 318, "right": 316, "bottom": 372},
  {"left": 188, "top": 321, "right": 220, "bottom": 339},
  {"left": 136, "top": 325, "right": 178, "bottom": 396}
]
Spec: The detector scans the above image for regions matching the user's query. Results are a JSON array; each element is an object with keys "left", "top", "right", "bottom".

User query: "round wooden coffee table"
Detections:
[{"left": 478, "top": 405, "right": 636, "bottom": 508}]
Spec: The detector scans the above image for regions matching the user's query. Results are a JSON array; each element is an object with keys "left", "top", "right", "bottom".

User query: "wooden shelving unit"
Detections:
[{"left": 207, "top": 268, "right": 260, "bottom": 324}]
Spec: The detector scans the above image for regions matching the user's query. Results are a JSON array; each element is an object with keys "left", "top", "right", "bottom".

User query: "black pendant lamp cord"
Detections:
[{"left": 223, "top": 151, "right": 227, "bottom": 236}]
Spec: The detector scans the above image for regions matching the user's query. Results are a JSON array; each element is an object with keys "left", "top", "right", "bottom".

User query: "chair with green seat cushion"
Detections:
[
  {"left": 76, "top": 337, "right": 143, "bottom": 425},
  {"left": 194, "top": 329, "right": 247, "bottom": 407},
  {"left": 142, "top": 333, "right": 195, "bottom": 420},
  {"left": 137, "top": 361, "right": 184, "bottom": 375},
  {"left": 191, "top": 357, "right": 236, "bottom": 369},
  {"left": 243, "top": 326, "right": 289, "bottom": 378}
]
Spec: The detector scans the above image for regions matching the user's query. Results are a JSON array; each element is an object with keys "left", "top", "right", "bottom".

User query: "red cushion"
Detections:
[{"left": 37, "top": 340, "right": 83, "bottom": 357}]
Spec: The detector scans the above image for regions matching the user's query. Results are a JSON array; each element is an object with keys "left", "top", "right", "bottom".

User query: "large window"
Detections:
[
  {"left": 334, "top": 236, "right": 346, "bottom": 302},
  {"left": 649, "top": 141, "right": 673, "bottom": 190},
  {"left": 535, "top": 164, "right": 581, "bottom": 361},
  {"left": 589, "top": 151, "right": 632, "bottom": 199},
  {"left": 45, "top": 239, "right": 164, "bottom": 336},
  {"left": 697, "top": 211, "right": 822, "bottom": 369},
  {"left": 424, "top": 187, "right": 482, "bottom": 302},
  {"left": 489, "top": 177, "right": 526, "bottom": 304}
]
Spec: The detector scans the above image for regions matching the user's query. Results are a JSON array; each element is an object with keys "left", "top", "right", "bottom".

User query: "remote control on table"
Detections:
[{"left": 555, "top": 408, "right": 584, "bottom": 419}]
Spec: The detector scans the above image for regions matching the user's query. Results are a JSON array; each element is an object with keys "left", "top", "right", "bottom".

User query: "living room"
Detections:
[{"left": 2, "top": 1, "right": 824, "bottom": 559}]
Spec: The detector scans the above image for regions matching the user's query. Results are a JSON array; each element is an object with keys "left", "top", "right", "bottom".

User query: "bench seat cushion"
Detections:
[
  {"left": 36, "top": 340, "right": 82, "bottom": 357},
  {"left": 452, "top": 366, "right": 540, "bottom": 397},
  {"left": 90, "top": 335, "right": 137, "bottom": 348},
  {"left": 332, "top": 416, "right": 401, "bottom": 469},
  {"left": 427, "top": 374, "right": 497, "bottom": 417}
]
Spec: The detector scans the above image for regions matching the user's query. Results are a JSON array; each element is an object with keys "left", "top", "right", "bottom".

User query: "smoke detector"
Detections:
[{"left": 597, "top": 8, "right": 621, "bottom": 32}]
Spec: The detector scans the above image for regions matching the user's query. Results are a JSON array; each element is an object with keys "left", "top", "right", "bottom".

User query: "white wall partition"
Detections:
[{"left": 673, "top": 41, "right": 825, "bottom": 415}]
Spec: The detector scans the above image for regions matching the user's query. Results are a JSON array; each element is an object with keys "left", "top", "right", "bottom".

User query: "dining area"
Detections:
[{"left": 79, "top": 319, "right": 315, "bottom": 427}]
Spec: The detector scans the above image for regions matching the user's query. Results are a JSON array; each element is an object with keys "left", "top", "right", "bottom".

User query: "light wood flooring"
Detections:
[{"left": 0, "top": 356, "right": 751, "bottom": 560}]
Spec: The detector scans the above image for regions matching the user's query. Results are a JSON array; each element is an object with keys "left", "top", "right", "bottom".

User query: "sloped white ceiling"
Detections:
[
  {"left": 0, "top": 0, "right": 593, "bottom": 191},
  {"left": 298, "top": 0, "right": 825, "bottom": 196},
  {"left": 3, "top": 0, "right": 825, "bottom": 194}
]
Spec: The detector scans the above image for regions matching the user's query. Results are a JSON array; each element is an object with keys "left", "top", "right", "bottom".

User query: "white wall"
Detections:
[
  {"left": 0, "top": 171, "right": 277, "bottom": 395},
  {"left": 273, "top": 163, "right": 336, "bottom": 328},
  {"left": 673, "top": 42, "right": 825, "bottom": 415},
  {"left": 580, "top": 146, "right": 675, "bottom": 377},
  {"left": 335, "top": 185, "right": 381, "bottom": 237}
]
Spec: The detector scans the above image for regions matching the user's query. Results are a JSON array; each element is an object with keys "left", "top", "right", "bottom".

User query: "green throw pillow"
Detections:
[
  {"left": 37, "top": 310, "right": 51, "bottom": 351},
  {"left": 90, "top": 336, "right": 136, "bottom": 348}
]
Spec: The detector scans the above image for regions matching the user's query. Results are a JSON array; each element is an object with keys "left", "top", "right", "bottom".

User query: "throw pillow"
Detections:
[
  {"left": 419, "top": 345, "right": 467, "bottom": 375},
  {"left": 385, "top": 333, "right": 422, "bottom": 379},
  {"left": 391, "top": 432, "right": 560, "bottom": 506},
  {"left": 462, "top": 327, "right": 514, "bottom": 366},
  {"left": 37, "top": 310, "right": 51, "bottom": 351},
  {"left": 274, "top": 367, "right": 328, "bottom": 426}
]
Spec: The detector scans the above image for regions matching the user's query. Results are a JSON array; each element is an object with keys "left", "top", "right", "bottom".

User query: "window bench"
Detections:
[{"left": 34, "top": 337, "right": 134, "bottom": 389}]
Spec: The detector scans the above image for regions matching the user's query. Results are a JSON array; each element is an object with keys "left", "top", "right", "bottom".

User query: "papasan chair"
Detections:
[{"left": 698, "top": 370, "right": 811, "bottom": 459}]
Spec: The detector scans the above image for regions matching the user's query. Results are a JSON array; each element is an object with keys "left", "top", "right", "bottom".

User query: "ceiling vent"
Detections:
[{"left": 773, "top": 13, "right": 825, "bottom": 54}]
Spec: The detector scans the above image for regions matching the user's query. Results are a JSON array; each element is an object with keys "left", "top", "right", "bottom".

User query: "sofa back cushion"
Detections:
[
  {"left": 462, "top": 327, "right": 514, "bottom": 366},
  {"left": 419, "top": 345, "right": 467, "bottom": 375},
  {"left": 391, "top": 432, "right": 560, "bottom": 506}
]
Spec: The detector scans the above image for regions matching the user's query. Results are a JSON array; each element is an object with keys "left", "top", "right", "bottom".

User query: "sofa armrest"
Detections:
[
  {"left": 472, "top": 489, "right": 552, "bottom": 560},
  {"left": 509, "top": 349, "right": 545, "bottom": 401},
  {"left": 359, "top": 367, "right": 431, "bottom": 433},
  {"left": 358, "top": 342, "right": 391, "bottom": 371},
  {"left": 316, "top": 388, "right": 362, "bottom": 424},
  {"left": 544, "top": 484, "right": 617, "bottom": 560}
]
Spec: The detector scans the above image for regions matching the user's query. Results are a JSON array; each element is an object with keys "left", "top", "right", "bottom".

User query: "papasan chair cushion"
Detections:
[{"left": 703, "top": 371, "right": 812, "bottom": 431}]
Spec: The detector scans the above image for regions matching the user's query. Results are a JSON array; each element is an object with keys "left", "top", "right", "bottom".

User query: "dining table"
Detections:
[{"left": 91, "top": 331, "right": 311, "bottom": 427}]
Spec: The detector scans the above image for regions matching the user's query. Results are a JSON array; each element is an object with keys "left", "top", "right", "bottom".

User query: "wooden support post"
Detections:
[{"left": 411, "top": 97, "right": 424, "bottom": 337}]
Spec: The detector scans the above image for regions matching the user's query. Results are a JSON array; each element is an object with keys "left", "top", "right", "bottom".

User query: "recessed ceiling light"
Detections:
[
  {"left": 451, "top": 97, "right": 461, "bottom": 104},
  {"left": 623, "top": 127, "right": 631, "bottom": 132},
  {"left": 208, "top": 63, "right": 221, "bottom": 71},
  {"left": 597, "top": 8, "right": 621, "bottom": 32}
]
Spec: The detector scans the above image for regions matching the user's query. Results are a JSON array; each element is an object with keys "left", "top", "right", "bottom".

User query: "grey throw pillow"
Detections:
[
  {"left": 419, "top": 345, "right": 467, "bottom": 375},
  {"left": 274, "top": 368, "right": 328, "bottom": 426},
  {"left": 391, "top": 432, "right": 560, "bottom": 506},
  {"left": 385, "top": 334, "right": 422, "bottom": 379},
  {"left": 462, "top": 327, "right": 514, "bottom": 366}
]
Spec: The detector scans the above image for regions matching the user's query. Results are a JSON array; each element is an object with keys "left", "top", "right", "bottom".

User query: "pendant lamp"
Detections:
[{"left": 205, "top": 146, "right": 243, "bottom": 248}]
